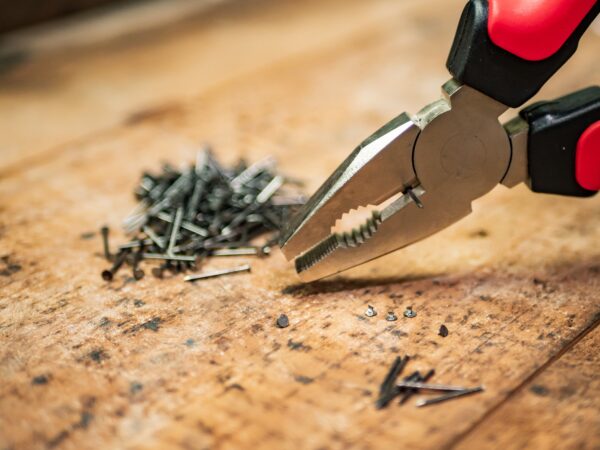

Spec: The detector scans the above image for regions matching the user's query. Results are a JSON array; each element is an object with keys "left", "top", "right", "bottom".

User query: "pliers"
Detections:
[{"left": 280, "top": 0, "right": 600, "bottom": 282}]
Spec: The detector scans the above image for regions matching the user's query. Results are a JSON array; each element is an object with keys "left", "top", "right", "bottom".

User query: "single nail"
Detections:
[
  {"left": 276, "top": 314, "right": 289, "bottom": 328},
  {"left": 415, "top": 386, "right": 484, "bottom": 407},
  {"left": 184, "top": 264, "right": 250, "bottom": 282},
  {"left": 143, "top": 225, "right": 166, "bottom": 250},
  {"left": 118, "top": 238, "right": 153, "bottom": 250}
]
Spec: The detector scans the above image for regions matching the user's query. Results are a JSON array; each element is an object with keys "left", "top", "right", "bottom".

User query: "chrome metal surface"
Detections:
[
  {"left": 501, "top": 116, "right": 529, "bottom": 188},
  {"left": 280, "top": 113, "right": 420, "bottom": 259},
  {"left": 284, "top": 79, "right": 514, "bottom": 282}
]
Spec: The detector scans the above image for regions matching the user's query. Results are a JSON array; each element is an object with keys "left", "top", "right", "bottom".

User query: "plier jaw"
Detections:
[
  {"left": 281, "top": 81, "right": 513, "bottom": 282},
  {"left": 279, "top": 112, "right": 420, "bottom": 267}
]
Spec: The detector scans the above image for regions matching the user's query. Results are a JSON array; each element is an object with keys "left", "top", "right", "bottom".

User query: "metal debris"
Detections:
[
  {"left": 375, "top": 357, "right": 482, "bottom": 409},
  {"left": 375, "top": 355, "right": 409, "bottom": 409},
  {"left": 386, "top": 311, "right": 398, "bottom": 322},
  {"left": 365, "top": 305, "right": 377, "bottom": 317},
  {"left": 276, "top": 314, "right": 290, "bottom": 328},
  {"left": 397, "top": 381, "right": 469, "bottom": 391},
  {"left": 398, "top": 369, "right": 434, "bottom": 405},
  {"left": 100, "top": 148, "right": 304, "bottom": 281},
  {"left": 101, "top": 225, "right": 111, "bottom": 260},
  {"left": 438, "top": 324, "right": 449, "bottom": 337},
  {"left": 403, "top": 306, "right": 417, "bottom": 318},
  {"left": 211, "top": 247, "right": 259, "bottom": 257}
]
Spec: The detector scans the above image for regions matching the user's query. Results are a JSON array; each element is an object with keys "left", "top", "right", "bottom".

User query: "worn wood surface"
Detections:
[{"left": 1, "top": 1, "right": 599, "bottom": 449}]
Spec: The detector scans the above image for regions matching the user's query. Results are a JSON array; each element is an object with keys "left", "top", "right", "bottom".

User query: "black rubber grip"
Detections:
[
  {"left": 446, "top": 0, "right": 600, "bottom": 107},
  {"left": 521, "top": 86, "right": 600, "bottom": 197}
]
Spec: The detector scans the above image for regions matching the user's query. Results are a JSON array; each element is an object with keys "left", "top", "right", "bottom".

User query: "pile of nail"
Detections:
[
  {"left": 375, "top": 356, "right": 483, "bottom": 409},
  {"left": 100, "top": 148, "right": 305, "bottom": 282}
]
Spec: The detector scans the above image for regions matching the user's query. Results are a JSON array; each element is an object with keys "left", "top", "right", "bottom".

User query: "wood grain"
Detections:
[
  {"left": 0, "top": 0, "right": 436, "bottom": 176},
  {"left": 0, "top": 0, "right": 599, "bottom": 449},
  {"left": 455, "top": 325, "right": 600, "bottom": 450}
]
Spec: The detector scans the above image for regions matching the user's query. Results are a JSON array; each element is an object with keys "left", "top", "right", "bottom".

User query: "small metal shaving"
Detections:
[
  {"left": 386, "top": 311, "right": 398, "bottom": 322},
  {"left": 403, "top": 307, "right": 416, "bottom": 318},
  {"left": 276, "top": 314, "right": 289, "bottom": 328},
  {"left": 365, "top": 305, "right": 377, "bottom": 317}
]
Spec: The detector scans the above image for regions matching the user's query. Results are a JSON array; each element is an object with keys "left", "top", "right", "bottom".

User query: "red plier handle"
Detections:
[{"left": 448, "top": 0, "right": 600, "bottom": 196}]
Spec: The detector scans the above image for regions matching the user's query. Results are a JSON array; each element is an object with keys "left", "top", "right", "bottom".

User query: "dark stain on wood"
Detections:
[
  {"left": 470, "top": 229, "right": 489, "bottom": 238},
  {"left": 0, "top": 255, "right": 22, "bottom": 276},
  {"left": 288, "top": 339, "right": 311, "bottom": 352},
  {"left": 89, "top": 348, "right": 108, "bottom": 363},
  {"left": 530, "top": 385, "right": 550, "bottom": 396},
  {"left": 225, "top": 383, "right": 245, "bottom": 392},
  {"left": 294, "top": 375, "right": 314, "bottom": 385},
  {"left": 79, "top": 231, "right": 96, "bottom": 240},
  {"left": 124, "top": 103, "right": 183, "bottom": 126},
  {"left": 130, "top": 382, "right": 143, "bottom": 395},
  {"left": 31, "top": 374, "right": 50, "bottom": 385}
]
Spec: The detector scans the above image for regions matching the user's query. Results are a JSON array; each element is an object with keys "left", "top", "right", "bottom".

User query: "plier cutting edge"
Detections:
[{"left": 280, "top": 0, "right": 600, "bottom": 282}]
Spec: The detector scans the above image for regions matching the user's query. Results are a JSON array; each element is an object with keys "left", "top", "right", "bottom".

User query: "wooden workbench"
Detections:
[{"left": 1, "top": 0, "right": 599, "bottom": 448}]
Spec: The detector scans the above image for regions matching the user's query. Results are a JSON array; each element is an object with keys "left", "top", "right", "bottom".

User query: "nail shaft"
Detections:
[
  {"left": 167, "top": 207, "right": 184, "bottom": 255},
  {"left": 118, "top": 238, "right": 154, "bottom": 250},
  {"left": 184, "top": 264, "right": 251, "bottom": 282},
  {"left": 142, "top": 253, "right": 196, "bottom": 262},
  {"left": 102, "top": 250, "right": 130, "bottom": 281},
  {"left": 397, "top": 381, "right": 467, "bottom": 392},
  {"left": 101, "top": 226, "right": 111, "bottom": 260},
  {"left": 415, "top": 386, "right": 484, "bottom": 407},
  {"left": 156, "top": 212, "right": 209, "bottom": 237},
  {"left": 211, "top": 247, "right": 258, "bottom": 257},
  {"left": 256, "top": 175, "right": 284, "bottom": 204},
  {"left": 143, "top": 225, "right": 166, "bottom": 249}
]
